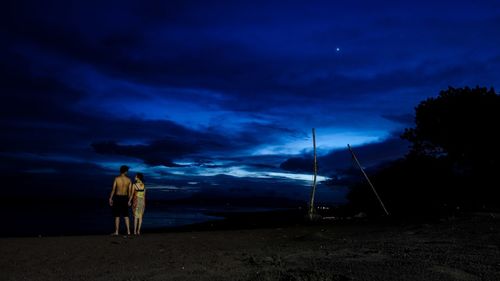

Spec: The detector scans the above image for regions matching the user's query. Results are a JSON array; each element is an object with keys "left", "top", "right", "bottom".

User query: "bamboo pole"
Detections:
[
  {"left": 348, "top": 144, "right": 389, "bottom": 216},
  {"left": 308, "top": 128, "right": 318, "bottom": 220}
]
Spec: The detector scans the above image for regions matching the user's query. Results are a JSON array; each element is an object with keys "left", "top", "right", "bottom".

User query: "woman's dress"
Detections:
[{"left": 132, "top": 184, "right": 145, "bottom": 218}]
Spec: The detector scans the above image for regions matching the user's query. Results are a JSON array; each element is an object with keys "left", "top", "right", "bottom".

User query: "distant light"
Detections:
[{"left": 336, "top": 47, "right": 340, "bottom": 52}]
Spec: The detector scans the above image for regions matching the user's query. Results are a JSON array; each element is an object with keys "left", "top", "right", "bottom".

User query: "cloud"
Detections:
[
  {"left": 381, "top": 113, "right": 414, "bottom": 126},
  {"left": 89, "top": 119, "right": 303, "bottom": 166},
  {"left": 280, "top": 134, "right": 410, "bottom": 175},
  {"left": 6, "top": 0, "right": 500, "bottom": 116}
]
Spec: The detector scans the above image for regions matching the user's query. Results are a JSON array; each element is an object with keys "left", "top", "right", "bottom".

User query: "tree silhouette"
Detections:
[
  {"left": 402, "top": 86, "right": 500, "bottom": 168},
  {"left": 348, "top": 86, "right": 500, "bottom": 218}
]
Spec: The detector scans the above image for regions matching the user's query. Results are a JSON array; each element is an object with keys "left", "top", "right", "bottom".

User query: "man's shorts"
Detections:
[{"left": 112, "top": 195, "right": 129, "bottom": 217}]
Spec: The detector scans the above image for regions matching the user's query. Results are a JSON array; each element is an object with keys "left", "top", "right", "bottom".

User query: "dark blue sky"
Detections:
[{"left": 2, "top": 1, "right": 500, "bottom": 201}]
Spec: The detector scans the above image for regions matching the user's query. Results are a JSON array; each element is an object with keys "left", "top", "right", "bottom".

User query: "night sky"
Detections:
[{"left": 2, "top": 1, "right": 500, "bottom": 202}]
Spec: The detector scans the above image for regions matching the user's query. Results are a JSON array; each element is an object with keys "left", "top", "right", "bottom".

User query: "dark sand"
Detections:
[{"left": 1, "top": 214, "right": 499, "bottom": 281}]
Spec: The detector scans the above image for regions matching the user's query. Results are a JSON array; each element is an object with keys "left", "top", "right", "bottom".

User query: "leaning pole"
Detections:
[
  {"left": 308, "top": 128, "right": 318, "bottom": 220},
  {"left": 348, "top": 144, "right": 389, "bottom": 216}
]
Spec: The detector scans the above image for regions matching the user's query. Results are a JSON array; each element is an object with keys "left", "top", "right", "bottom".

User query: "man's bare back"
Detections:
[{"left": 114, "top": 175, "right": 131, "bottom": 196}]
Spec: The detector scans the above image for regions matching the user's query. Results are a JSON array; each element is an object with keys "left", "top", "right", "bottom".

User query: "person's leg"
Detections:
[
  {"left": 137, "top": 217, "right": 143, "bottom": 235},
  {"left": 114, "top": 217, "right": 120, "bottom": 235},
  {"left": 133, "top": 217, "right": 137, "bottom": 235},
  {"left": 124, "top": 217, "right": 131, "bottom": 235}
]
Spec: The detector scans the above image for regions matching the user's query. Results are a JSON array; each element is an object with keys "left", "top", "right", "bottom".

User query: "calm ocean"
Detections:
[{"left": 2, "top": 184, "right": 348, "bottom": 237}]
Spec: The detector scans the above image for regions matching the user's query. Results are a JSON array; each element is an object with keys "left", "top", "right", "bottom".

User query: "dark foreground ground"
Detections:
[{"left": 0, "top": 213, "right": 499, "bottom": 281}]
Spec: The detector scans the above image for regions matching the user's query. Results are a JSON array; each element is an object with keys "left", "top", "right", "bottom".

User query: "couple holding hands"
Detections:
[{"left": 109, "top": 165, "right": 146, "bottom": 236}]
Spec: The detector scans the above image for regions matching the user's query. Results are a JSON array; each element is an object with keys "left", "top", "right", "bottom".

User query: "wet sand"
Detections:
[{"left": 1, "top": 214, "right": 499, "bottom": 281}]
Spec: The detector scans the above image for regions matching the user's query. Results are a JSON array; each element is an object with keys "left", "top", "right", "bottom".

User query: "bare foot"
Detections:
[{"left": 110, "top": 232, "right": 119, "bottom": 236}]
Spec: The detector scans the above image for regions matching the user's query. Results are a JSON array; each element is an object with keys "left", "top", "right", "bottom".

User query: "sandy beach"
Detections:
[{"left": 1, "top": 213, "right": 499, "bottom": 281}]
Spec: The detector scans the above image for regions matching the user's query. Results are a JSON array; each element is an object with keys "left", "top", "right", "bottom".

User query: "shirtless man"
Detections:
[{"left": 109, "top": 165, "right": 132, "bottom": 235}]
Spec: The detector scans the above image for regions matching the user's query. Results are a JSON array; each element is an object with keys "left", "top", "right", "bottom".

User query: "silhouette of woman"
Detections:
[{"left": 129, "top": 173, "right": 146, "bottom": 235}]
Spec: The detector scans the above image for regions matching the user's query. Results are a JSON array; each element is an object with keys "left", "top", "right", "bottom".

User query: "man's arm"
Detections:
[
  {"left": 127, "top": 181, "right": 133, "bottom": 206},
  {"left": 128, "top": 183, "right": 134, "bottom": 206},
  {"left": 109, "top": 178, "right": 117, "bottom": 206}
]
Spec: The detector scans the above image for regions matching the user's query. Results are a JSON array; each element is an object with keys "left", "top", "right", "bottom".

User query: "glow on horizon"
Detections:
[
  {"left": 157, "top": 165, "right": 329, "bottom": 183},
  {"left": 106, "top": 162, "right": 325, "bottom": 186},
  {"left": 100, "top": 159, "right": 329, "bottom": 184},
  {"left": 266, "top": 172, "right": 329, "bottom": 182},
  {"left": 251, "top": 130, "right": 389, "bottom": 156},
  {"left": 146, "top": 184, "right": 200, "bottom": 191}
]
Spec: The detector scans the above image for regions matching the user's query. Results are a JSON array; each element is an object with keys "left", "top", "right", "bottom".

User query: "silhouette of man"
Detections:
[{"left": 109, "top": 165, "right": 132, "bottom": 235}]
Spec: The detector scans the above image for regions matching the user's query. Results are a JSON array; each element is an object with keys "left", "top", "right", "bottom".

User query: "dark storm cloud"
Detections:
[
  {"left": 4, "top": 26, "right": 480, "bottom": 114},
  {"left": 91, "top": 140, "right": 190, "bottom": 167},
  {"left": 90, "top": 121, "right": 305, "bottom": 166},
  {"left": 0, "top": 61, "right": 198, "bottom": 156},
  {"left": 5, "top": 0, "right": 500, "bottom": 114},
  {"left": 1, "top": 44, "right": 302, "bottom": 167}
]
